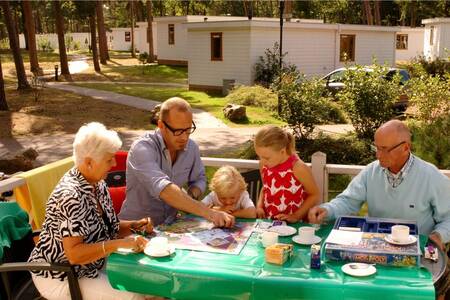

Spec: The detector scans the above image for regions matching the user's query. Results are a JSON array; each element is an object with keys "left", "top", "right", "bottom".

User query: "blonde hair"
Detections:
[
  {"left": 73, "top": 122, "right": 122, "bottom": 167},
  {"left": 254, "top": 125, "right": 295, "bottom": 155},
  {"left": 159, "top": 97, "right": 192, "bottom": 122},
  {"left": 209, "top": 166, "right": 247, "bottom": 197}
]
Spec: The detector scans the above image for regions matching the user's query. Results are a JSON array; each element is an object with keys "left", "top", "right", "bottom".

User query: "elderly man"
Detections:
[
  {"left": 119, "top": 97, "right": 234, "bottom": 228},
  {"left": 308, "top": 119, "right": 450, "bottom": 299}
]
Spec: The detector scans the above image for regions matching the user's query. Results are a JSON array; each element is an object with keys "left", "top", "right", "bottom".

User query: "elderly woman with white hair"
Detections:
[{"left": 28, "top": 122, "right": 151, "bottom": 300}]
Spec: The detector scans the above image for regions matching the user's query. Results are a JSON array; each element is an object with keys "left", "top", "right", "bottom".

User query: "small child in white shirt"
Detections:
[{"left": 202, "top": 166, "right": 256, "bottom": 218}]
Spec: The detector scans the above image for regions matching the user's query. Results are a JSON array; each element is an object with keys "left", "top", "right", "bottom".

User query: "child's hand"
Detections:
[
  {"left": 256, "top": 207, "right": 266, "bottom": 219},
  {"left": 274, "top": 213, "right": 298, "bottom": 223}
]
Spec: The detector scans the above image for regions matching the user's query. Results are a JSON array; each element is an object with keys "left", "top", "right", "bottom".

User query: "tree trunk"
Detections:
[
  {"left": 146, "top": 1, "right": 155, "bottom": 63},
  {"left": 0, "top": 57, "right": 8, "bottom": 111},
  {"left": 53, "top": 0, "right": 70, "bottom": 76},
  {"left": 0, "top": 1, "right": 30, "bottom": 90},
  {"left": 89, "top": 15, "right": 100, "bottom": 73},
  {"left": 363, "top": 0, "right": 373, "bottom": 25},
  {"left": 22, "top": 0, "right": 40, "bottom": 74},
  {"left": 410, "top": 1, "right": 417, "bottom": 28},
  {"left": 96, "top": 1, "right": 109, "bottom": 64},
  {"left": 130, "top": 1, "right": 136, "bottom": 58},
  {"left": 35, "top": 4, "right": 42, "bottom": 33},
  {"left": 374, "top": 0, "right": 381, "bottom": 25}
]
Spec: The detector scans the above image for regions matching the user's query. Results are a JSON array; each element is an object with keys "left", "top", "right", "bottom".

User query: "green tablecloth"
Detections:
[
  {"left": 107, "top": 222, "right": 435, "bottom": 300},
  {"left": 0, "top": 202, "right": 31, "bottom": 260}
]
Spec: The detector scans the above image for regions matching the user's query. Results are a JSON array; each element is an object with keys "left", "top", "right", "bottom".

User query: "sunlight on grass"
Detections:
[{"left": 74, "top": 83, "right": 284, "bottom": 127}]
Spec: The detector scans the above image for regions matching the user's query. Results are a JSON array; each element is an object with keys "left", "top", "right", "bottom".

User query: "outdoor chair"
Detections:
[
  {"left": 105, "top": 151, "right": 128, "bottom": 213},
  {"left": 0, "top": 202, "right": 82, "bottom": 300},
  {"left": 240, "top": 169, "right": 262, "bottom": 204}
]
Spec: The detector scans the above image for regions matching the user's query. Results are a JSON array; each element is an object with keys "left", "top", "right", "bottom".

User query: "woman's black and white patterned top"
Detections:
[{"left": 28, "top": 167, "right": 120, "bottom": 280}]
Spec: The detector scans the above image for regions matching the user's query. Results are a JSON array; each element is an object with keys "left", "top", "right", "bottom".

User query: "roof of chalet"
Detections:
[
  {"left": 422, "top": 18, "right": 450, "bottom": 25},
  {"left": 186, "top": 19, "right": 399, "bottom": 32}
]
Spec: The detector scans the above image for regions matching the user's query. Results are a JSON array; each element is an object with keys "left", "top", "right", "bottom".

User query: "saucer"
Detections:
[
  {"left": 292, "top": 235, "right": 321, "bottom": 245},
  {"left": 144, "top": 245, "right": 175, "bottom": 257},
  {"left": 384, "top": 234, "right": 417, "bottom": 245},
  {"left": 342, "top": 263, "right": 376, "bottom": 277},
  {"left": 268, "top": 225, "right": 297, "bottom": 236}
]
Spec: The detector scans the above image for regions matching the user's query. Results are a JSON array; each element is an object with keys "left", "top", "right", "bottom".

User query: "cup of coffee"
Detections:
[
  {"left": 298, "top": 226, "right": 315, "bottom": 243},
  {"left": 149, "top": 236, "right": 169, "bottom": 254},
  {"left": 391, "top": 225, "right": 410, "bottom": 243},
  {"left": 259, "top": 231, "right": 278, "bottom": 247}
]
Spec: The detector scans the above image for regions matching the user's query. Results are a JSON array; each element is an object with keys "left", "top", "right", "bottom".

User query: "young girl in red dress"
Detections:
[{"left": 254, "top": 126, "right": 319, "bottom": 223}]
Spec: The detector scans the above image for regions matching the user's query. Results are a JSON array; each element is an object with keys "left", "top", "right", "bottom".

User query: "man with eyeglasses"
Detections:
[
  {"left": 119, "top": 97, "right": 235, "bottom": 228},
  {"left": 308, "top": 120, "right": 450, "bottom": 299}
]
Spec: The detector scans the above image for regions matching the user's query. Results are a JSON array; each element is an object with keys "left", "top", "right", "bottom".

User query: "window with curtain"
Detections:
[
  {"left": 340, "top": 34, "right": 355, "bottom": 62},
  {"left": 210, "top": 32, "right": 223, "bottom": 61},
  {"left": 168, "top": 24, "right": 175, "bottom": 45}
]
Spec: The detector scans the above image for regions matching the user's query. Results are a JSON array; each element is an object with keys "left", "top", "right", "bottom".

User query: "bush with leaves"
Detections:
[
  {"left": 138, "top": 52, "right": 149, "bottom": 74},
  {"left": 239, "top": 132, "right": 374, "bottom": 165},
  {"left": 254, "top": 42, "right": 297, "bottom": 87},
  {"left": 406, "top": 72, "right": 450, "bottom": 169},
  {"left": 225, "top": 85, "right": 278, "bottom": 111},
  {"left": 337, "top": 64, "right": 401, "bottom": 140},
  {"left": 37, "top": 37, "right": 53, "bottom": 52},
  {"left": 274, "top": 68, "right": 346, "bottom": 140},
  {"left": 407, "top": 54, "right": 450, "bottom": 79}
]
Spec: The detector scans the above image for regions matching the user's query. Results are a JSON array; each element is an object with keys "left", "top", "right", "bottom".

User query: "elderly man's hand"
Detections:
[
  {"left": 429, "top": 232, "right": 445, "bottom": 251},
  {"left": 208, "top": 210, "right": 235, "bottom": 228},
  {"left": 187, "top": 186, "right": 202, "bottom": 200},
  {"left": 308, "top": 206, "right": 328, "bottom": 224}
]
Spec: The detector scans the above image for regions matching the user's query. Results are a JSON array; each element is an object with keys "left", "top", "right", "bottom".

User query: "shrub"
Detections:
[
  {"left": 225, "top": 85, "right": 278, "bottom": 111},
  {"left": 337, "top": 64, "right": 400, "bottom": 140},
  {"left": 254, "top": 42, "right": 297, "bottom": 88},
  {"left": 274, "top": 69, "right": 346, "bottom": 139},
  {"left": 239, "top": 132, "right": 375, "bottom": 165},
  {"left": 408, "top": 54, "right": 450, "bottom": 79},
  {"left": 37, "top": 38, "right": 53, "bottom": 52},
  {"left": 406, "top": 73, "right": 450, "bottom": 169}
]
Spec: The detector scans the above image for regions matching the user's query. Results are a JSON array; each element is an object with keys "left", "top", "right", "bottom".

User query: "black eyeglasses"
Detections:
[
  {"left": 163, "top": 120, "right": 196, "bottom": 136},
  {"left": 370, "top": 141, "right": 406, "bottom": 153}
]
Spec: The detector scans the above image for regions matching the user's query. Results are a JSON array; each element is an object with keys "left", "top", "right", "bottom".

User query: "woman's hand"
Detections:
[
  {"left": 256, "top": 207, "right": 266, "bottom": 219},
  {"left": 130, "top": 217, "right": 153, "bottom": 236},
  {"left": 274, "top": 213, "right": 298, "bottom": 223},
  {"left": 122, "top": 236, "right": 148, "bottom": 253}
]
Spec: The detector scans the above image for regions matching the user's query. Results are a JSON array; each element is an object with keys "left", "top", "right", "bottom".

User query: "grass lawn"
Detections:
[
  {"left": 0, "top": 87, "right": 153, "bottom": 138},
  {"left": 74, "top": 83, "right": 285, "bottom": 127}
]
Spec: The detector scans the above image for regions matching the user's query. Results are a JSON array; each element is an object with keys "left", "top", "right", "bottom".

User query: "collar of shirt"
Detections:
[
  {"left": 155, "top": 129, "right": 188, "bottom": 164},
  {"left": 383, "top": 153, "right": 415, "bottom": 188}
]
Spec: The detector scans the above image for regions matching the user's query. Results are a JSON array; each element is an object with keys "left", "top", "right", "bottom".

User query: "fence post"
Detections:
[{"left": 311, "top": 151, "right": 327, "bottom": 203}]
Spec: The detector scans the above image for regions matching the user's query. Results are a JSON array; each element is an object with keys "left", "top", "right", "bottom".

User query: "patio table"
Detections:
[{"left": 107, "top": 221, "right": 435, "bottom": 300}]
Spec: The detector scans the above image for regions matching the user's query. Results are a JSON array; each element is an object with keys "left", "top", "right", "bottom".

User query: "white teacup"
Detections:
[
  {"left": 391, "top": 225, "right": 410, "bottom": 243},
  {"left": 259, "top": 231, "right": 278, "bottom": 247},
  {"left": 149, "top": 237, "right": 169, "bottom": 254},
  {"left": 298, "top": 226, "right": 315, "bottom": 243}
]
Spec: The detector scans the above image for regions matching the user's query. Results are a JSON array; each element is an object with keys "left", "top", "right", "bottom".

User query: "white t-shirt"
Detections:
[{"left": 201, "top": 191, "right": 255, "bottom": 210}]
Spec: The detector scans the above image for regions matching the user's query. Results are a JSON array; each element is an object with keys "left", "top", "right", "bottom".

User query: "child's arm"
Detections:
[
  {"left": 275, "top": 160, "right": 320, "bottom": 223},
  {"left": 233, "top": 207, "right": 257, "bottom": 218}
]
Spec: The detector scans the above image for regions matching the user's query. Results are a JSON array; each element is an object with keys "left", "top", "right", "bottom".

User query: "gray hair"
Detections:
[{"left": 73, "top": 122, "right": 122, "bottom": 167}]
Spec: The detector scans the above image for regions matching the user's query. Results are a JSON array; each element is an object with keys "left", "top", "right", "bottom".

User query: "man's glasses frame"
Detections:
[
  {"left": 370, "top": 141, "right": 406, "bottom": 153},
  {"left": 162, "top": 120, "right": 196, "bottom": 136}
]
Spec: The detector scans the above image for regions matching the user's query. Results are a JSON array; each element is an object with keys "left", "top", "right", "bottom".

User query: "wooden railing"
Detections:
[{"left": 1, "top": 152, "right": 450, "bottom": 203}]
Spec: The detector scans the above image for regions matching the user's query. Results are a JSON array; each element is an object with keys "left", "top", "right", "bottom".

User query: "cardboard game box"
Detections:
[{"left": 324, "top": 216, "right": 421, "bottom": 267}]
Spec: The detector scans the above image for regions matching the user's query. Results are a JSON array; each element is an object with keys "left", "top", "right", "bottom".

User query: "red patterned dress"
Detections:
[{"left": 261, "top": 154, "right": 305, "bottom": 218}]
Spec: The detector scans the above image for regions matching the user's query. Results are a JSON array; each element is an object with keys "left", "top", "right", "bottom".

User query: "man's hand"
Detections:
[
  {"left": 308, "top": 206, "right": 328, "bottom": 224},
  {"left": 428, "top": 232, "right": 445, "bottom": 251},
  {"left": 208, "top": 210, "right": 235, "bottom": 228},
  {"left": 187, "top": 186, "right": 202, "bottom": 200},
  {"left": 130, "top": 217, "right": 153, "bottom": 235},
  {"left": 274, "top": 213, "right": 298, "bottom": 223},
  {"left": 211, "top": 205, "right": 235, "bottom": 214}
]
